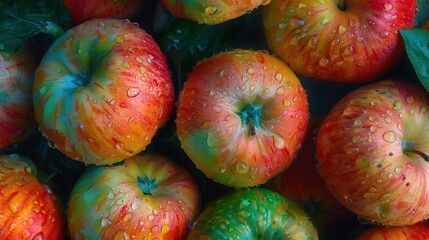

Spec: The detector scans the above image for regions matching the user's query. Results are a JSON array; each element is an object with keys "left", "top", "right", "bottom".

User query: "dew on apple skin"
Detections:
[
  {"left": 32, "top": 232, "right": 45, "bottom": 240},
  {"left": 236, "top": 161, "right": 249, "bottom": 174},
  {"left": 101, "top": 217, "right": 112, "bottom": 227},
  {"left": 127, "top": 87, "right": 140, "bottom": 98},
  {"left": 113, "top": 230, "right": 129, "bottom": 240},
  {"left": 382, "top": 131, "right": 396, "bottom": 143},
  {"left": 384, "top": 2, "right": 393, "bottom": 11},
  {"left": 205, "top": 5, "right": 217, "bottom": 16},
  {"left": 318, "top": 58, "right": 329, "bottom": 67}
]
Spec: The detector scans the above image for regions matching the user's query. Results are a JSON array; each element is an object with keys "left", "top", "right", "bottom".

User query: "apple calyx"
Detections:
[
  {"left": 136, "top": 175, "right": 158, "bottom": 195},
  {"left": 402, "top": 141, "right": 429, "bottom": 162},
  {"left": 237, "top": 104, "right": 262, "bottom": 137}
]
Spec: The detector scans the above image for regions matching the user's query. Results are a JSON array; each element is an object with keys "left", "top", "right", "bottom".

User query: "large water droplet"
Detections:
[
  {"left": 127, "top": 87, "right": 140, "bottom": 98},
  {"left": 236, "top": 161, "right": 249, "bottom": 174},
  {"left": 384, "top": 2, "right": 393, "bottom": 11},
  {"left": 382, "top": 131, "right": 396, "bottom": 143},
  {"left": 205, "top": 5, "right": 217, "bottom": 16},
  {"left": 101, "top": 218, "right": 112, "bottom": 227},
  {"left": 272, "top": 135, "right": 285, "bottom": 149}
]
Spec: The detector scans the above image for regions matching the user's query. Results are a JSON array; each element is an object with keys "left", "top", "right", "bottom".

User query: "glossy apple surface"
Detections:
[
  {"left": 67, "top": 153, "right": 201, "bottom": 240},
  {"left": 176, "top": 49, "right": 309, "bottom": 188},
  {"left": 62, "top": 0, "right": 144, "bottom": 25},
  {"left": 33, "top": 18, "right": 175, "bottom": 165},
  {"left": 161, "top": 0, "right": 271, "bottom": 25},
  {"left": 0, "top": 46, "right": 37, "bottom": 149},
  {"left": 356, "top": 222, "right": 429, "bottom": 240},
  {"left": 0, "top": 154, "right": 64, "bottom": 239},
  {"left": 266, "top": 116, "right": 353, "bottom": 232},
  {"left": 187, "top": 188, "right": 318, "bottom": 239},
  {"left": 316, "top": 80, "right": 429, "bottom": 226},
  {"left": 262, "top": 0, "right": 416, "bottom": 83}
]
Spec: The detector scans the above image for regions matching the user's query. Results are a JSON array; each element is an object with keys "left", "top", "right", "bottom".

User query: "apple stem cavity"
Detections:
[
  {"left": 402, "top": 141, "right": 429, "bottom": 162},
  {"left": 337, "top": 0, "right": 347, "bottom": 11},
  {"left": 237, "top": 104, "right": 262, "bottom": 137},
  {"left": 136, "top": 175, "right": 158, "bottom": 195}
]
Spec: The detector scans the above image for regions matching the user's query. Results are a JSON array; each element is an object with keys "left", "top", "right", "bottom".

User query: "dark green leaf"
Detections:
[
  {"left": 0, "top": 0, "right": 71, "bottom": 54},
  {"left": 400, "top": 29, "right": 429, "bottom": 92}
]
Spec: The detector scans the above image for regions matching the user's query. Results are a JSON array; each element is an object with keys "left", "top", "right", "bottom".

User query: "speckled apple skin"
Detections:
[
  {"left": 187, "top": 188, "right": 318, "bottom": 240},
  {"left": 161, "top": 0, "right": 271, "bottom": 24},
  {"left": 356, "top": 222, "right": 429, "bottom": 240},
  {"left": 176, "top": 49, "right": 309, "bottom": 188},
  {"left": 316, "top": 80, "right": 429, "bottom": 226},
  {"left": 33, "top": 18, "right": 175, "bottom": 165},
  {"left": 67, "top": 153, "right": 201, "bottom": 240}
]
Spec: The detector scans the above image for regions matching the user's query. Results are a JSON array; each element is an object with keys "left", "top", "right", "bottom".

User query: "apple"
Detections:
[
  {"left": 262, "top": 0, "right": 416, "bottom": 83},
  {"left": 0, "top": 154, "right": 65, "bottom": 239},
  {"left": 161, "top": 0, "right": 271, "bottom": 25},
  {"left": 33, "top": 18, "right": 175, "bottom": 165},
  {"left": 67, "top": 153, "right": 201, "bottom": 239},
  {"left": 187, "top": 188, "right": 318, "bottom": 239},
  {"left": 356, "top": 222, "right": 429, "bottom": 240},
  {"left": 62, "top": 0, "right": 144, "bottom": 25},
  {"left": 0, "top": 46, "right": 37, "bottom": 149},
  {"left": 176, "top": 49, "right": 309, "bottom": 188},
  {"left": 266, "top": 116, "right": 354, "bottom": 234},
  {"left": 316, "top": 80, "right": 429, "bottom": 226}
]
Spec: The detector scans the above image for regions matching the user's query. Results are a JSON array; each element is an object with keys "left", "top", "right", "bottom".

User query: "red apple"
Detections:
[
  {"left": 262, "top": 0, "right": 416, "bottom": 83},
  {"left": 62, "top": 0, "right": 144, "bottom": 25},
  {"left": 67, "top": 153, "right": 201, "bottom": 240},
  {"left": 33, "top": 18, "right": 175, "bottom": 165},
  {"left": 0, "top": 46, "right": 37, "bottom": 149},
  {"left": 187, "top": 188, "right": 318, "bottom": 239},
  {"left": 356, "top": 222, "right": 429, "bottom": 240},
  {"left": 0, "top": 154, "right": 65, "bottom": 239},
  {"left": 316, "top": 80, "right": 429, "bottom": 226},
  {"left": 176, "top": 49, "right": 309, "bottom": 188},
  {"left": 161, "top": 0, "right": 271, "bottom": 25},
  {"left": 266, "top": 116, "right": 353, "bottom": 232}
]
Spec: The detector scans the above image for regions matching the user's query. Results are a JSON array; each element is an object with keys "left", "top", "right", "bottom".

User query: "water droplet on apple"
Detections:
[
  {"left": 147, "top": 214, "right": 154, "bottom": 221},
  {"left": 213, "top": 105, "right": 222, "bottom": 113},
  {"left": 113, "top": 230, "right": 129, "bottom": 240},
  {"left": 115, "top": 142, "right": 124, "bottom": 150},
  {"left": 380, "top": 31, "right": 389, "bottom": 38},
  {"left": 320, "top": 18, "right": 330, "bottom": 26},
  {"left": 318, "top": 58, "right": 329, "bottom": 67},
  {"left": 101, "top": 217, "right": 112, "bottom": 227},
  {"left": 209, "top": 89, "right": 216, "bottom": 96},
  {"left": 205, "top": 5, "right": 217, "bottom": 16},
  {"left": 32, "top": 232, "right": 45, "bottom": 240},
  {"left": 353, "top": 119, "right": 362, "bottom": 127},
  {"left": 382, "top": 131, "right": 396, "bottom": 143},
  {"left": 236, "top": 161, "right": 249, "bottom": 174},
  {"left": 343, "top": 106, "right": 361, "bottom": 118},
  {"left": 127, "top": 87, "right": 140, "bottom": 98},
  {"left": 290, "top": 17, "right": 305, "bottom": 28},
  {"left": 278, "top": 22, "right": 287, "bottom": 29},
  {"left": 283, "top": 99, "right": 291, "bottom": 107},
  {"left": 247, "top": 68, "right": 255, "bottom": 75},
  {"left": 384, "top": 2, "right": 393, "bottom": 11},
  {"left": 275, "top": 86, "right": 285, "bottom": 95},
  {"left": 338, "top": 24, "right": 347, "bottom": 34},
  {"left": 272, "top": 135, "right": 285, "bottom": 149},
  {"left": 394, "top": 166, "right": 403, "bottom": 174}
]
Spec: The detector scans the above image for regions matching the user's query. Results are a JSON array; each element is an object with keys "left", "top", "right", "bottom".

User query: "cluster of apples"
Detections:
[{"left": 0, "top": 0, "right": 429, "bottom": 239}]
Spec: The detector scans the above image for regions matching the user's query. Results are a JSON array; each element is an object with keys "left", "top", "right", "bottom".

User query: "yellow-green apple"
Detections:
[
  {"left": 67, "top": 153, "right": 201, "bottom": 240},
  {"left": 176, "top": 49, "right": 309, "bottom": 188},
  {"left": 316, "top": 80, "right": 429, "bottom": 226},
  {"left": 266, "top": 116, "right": 353, "bottom": 233},
  {"left": 0, "top": 154, "right": 65, "bottom": 239},
  {"left": 161, "top": 0, "right": 271, "bottom": 24},
  {"left": 33, "top": 18, "right": 175, "bottom": 165},
  {"left": 187, "top": 188, "right": 318, "bottom": 239},
  {"left": 0, "top": 46, "right": 37, "bottom": 149},
  {"left": 356, "top": 222, "right": 429, "bottom": 240},
  {"left": 262, "top": 0, "right": 416, "bottom": 83},
  {"left": 62, "top": 0, "right": 144, "bottom": 25}
]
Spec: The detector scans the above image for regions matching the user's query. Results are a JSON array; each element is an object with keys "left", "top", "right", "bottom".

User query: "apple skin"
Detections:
[
  {"left": 262, "top": 0, "right": 416, "bottom": 83},
  {"left": 33, "top": 18, "right": 175, "bottom": 165},
  {"left": 62, "top": 0, "right": 144, "bottom": 25},
  {"left": 176, "top": 49, "right": 309, "bottom": 188},
  {"left": 187, "top": 188, "right": 318, "bottom": 239},
  {"left": 266, "top": 116, "right": 353, "bottom": 233},
  {"left": 0, "top": 46, "right": 37, "bottom": 149},
  {"left": 356, "top": 222, "right": 429, "bottom": 240},
  {"left": 67, "top": 153, "right": 201, "bottom": 240},
  {"left": 0, "top": 154, "right": 65, "bottom": 239},
  {"left": 161, "top": 0, "right": 271, "bottom": 25},
  {"left": 316, "top": 80, "right": 429, "bottom": 226}
]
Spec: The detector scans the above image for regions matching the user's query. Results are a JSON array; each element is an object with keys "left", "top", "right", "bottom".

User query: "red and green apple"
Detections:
[
  {"left": 356, "top": 222, "right": 429, "bottom": 239},
  {"left": 316, "top": 80, "right": 429, "bottom": 226},
  {"left": 176, "top": 49, "right": 309, "bottom": 188},
  {"left": 161, "top": 0, "right": 271, "bottom": 25},
  {"left": 0, "top": 46, "right": 37, "bottom": 149},
  {"left": 0, "top": 154, "right": 65, "bottom": 239},
  {"left": 33, "top": 18, "right": 175, "bottom": 165},
  {"left": 262, "top": 0, "right": 416, "bottom": 83},
  {"left": 67, "top": 153, "right": 201, "bottom": 239},
  {"left": 187, "top": 188, "right": 318, "bottom": 239}
]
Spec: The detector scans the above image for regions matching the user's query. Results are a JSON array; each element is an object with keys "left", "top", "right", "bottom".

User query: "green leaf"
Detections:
[
  {"left": 400, "top": 29, "right": 429, "bottom": 92},
  {"left": 0, "top": 0, "right": 71, "bottom": 54}
]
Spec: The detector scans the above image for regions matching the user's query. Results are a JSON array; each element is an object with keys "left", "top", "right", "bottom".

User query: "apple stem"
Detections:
[
  {"left": 403, "top": 141, "right": 429, "bottom": 162},
  {"left": 248, "top": 116, "right": 256, "bottom": 136},
  {"left": 136, "top": 175, "right": 158, "bottom": 195},
  {"left": 338, "top": 0, "right": 347, "bottom": 11},
  {"left": 236, "top": 104, "right": 262, "bottom": 138}
]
